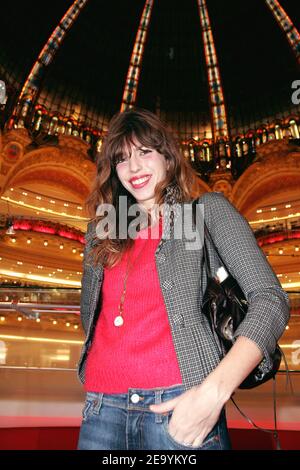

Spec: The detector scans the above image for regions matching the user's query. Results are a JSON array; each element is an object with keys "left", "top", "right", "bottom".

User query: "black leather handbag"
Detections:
[{"left": 192, "top": 201, "right": 282, "bottom": 389}]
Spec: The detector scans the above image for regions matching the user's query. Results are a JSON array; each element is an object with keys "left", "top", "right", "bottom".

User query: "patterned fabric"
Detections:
[
  {"left": 77, "top": 190, "right": 290, "bottom": 392},
  {"left": 84, "top": 216, "right": 183, "bottom": 392}
]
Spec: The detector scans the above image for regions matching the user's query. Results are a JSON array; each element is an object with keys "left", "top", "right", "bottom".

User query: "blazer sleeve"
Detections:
[
  {"left": 201, "top": 191, "right": 290, "bottom": 370},
  {"left": 80, "top": 220, "right": 94, "bottom": 336}
]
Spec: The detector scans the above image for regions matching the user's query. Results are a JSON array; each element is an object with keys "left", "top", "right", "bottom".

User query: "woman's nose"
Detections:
[{"left": 128, "top": 151, "right": 142, "bottom": 171}]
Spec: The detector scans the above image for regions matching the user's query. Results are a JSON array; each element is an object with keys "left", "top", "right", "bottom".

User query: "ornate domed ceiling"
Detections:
[{"left": 0, "top": 0, "right": 300, "bottom": 289}]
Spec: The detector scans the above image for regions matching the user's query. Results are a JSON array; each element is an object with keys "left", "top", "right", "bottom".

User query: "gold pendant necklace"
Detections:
[
  {"left": 114, "top": 214, "right": 162, "bottom": 327},
  {"left": 114, "top": 316, "right": 124, "bottom": 327},
  {"left": 113, "top": 240, "right": 146, "bottom": 327}
]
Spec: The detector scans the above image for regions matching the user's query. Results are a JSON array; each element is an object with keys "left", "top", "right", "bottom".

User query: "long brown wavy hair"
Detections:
[{"left": 85, "top": 107, "right": 201, "bottom": 268}]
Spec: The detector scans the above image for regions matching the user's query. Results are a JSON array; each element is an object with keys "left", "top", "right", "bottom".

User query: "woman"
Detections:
[{"left": 77, "top": 107, "right": 290, "bottom": 450}]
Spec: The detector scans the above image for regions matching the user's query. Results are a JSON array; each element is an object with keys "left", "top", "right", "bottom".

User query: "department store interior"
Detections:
[{"left": 0, "top": 0, "right": 300, "bottom": 450}]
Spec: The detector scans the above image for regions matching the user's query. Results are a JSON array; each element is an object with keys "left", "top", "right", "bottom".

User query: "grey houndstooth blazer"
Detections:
[{"left": 77, "top": 191, "right": 290, "bottom": 392}]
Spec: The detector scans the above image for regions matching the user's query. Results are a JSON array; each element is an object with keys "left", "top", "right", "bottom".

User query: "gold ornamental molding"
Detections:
[
  {"left": 231, "top": 143, "right": 300, "bottom": 216},
  {"left": 0, "top": 128, "right": 30, "bottom": 150},
  {"left": 1, "top": 138, "right": 95, "bottom": 200}
]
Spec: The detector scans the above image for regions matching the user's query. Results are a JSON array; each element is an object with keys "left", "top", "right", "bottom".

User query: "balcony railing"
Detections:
[{"left": 0, "top": 288, "right": 299, "bottom": 372}]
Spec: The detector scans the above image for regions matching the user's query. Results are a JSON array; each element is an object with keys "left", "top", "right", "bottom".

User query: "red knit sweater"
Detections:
[{"left": 84, "top": 216, "right": 183, "bottom": 392}]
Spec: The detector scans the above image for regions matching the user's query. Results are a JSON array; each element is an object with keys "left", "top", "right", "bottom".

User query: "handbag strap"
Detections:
[
  {"left": 192, "top": 199, "right": 228, "bottom": 281},
  {"left": 230, "top": 379, "right": 281, "bottom": 449}
]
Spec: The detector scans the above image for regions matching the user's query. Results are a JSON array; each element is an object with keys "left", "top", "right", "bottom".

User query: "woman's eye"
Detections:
[
  {"left": 114, "top": 155, "right": 126, "bottom": 165},
  {"left": 140, "top": 149, "right": 151, "bottom": 156}
]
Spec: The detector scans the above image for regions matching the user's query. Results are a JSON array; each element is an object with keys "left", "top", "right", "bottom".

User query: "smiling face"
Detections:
[{"left": 114, "top": 136, "right": 170, "bottom": 211}]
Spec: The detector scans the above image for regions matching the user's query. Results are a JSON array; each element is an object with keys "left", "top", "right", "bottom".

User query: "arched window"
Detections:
[
  {"left": 275, "top": 124, "right": 283, "bottom": 140},
  {"left": 193, "top": 145, "right": 201, "bottom": 162},
  {"left": 255, "top": 129, "right": 263, "bottom": 146},
  {"left": 40, "top": 114, "right": 50, "bottom": 133},
  {"left": 189, "top": 143, "right": 195, "bottom": 161},
  {"left": 49, "top": 116, "right": 58, "bottom": 135},
  {"left": 225, "top": 142, "right": 231, "bottom": 157},
  {"left": 201, "top": 142, "right": 211, "bottom": 161},
  {"left": 33, "top": 109, "right": 42, "bottom": 131},
  {"left": 96, "top": 138, "right": 103, "bottom": 153},
  {"left": 242, "top": 139, "right": 249, "bottom": 155},
  {"left": 56, "top": 117, "right": 65, "bottom": 135},
  {"left": 66, "top": 121, "right": 73, "bottom": 136},
  {"left": 84, "top": 132, "right": 91, "bottom": 144},
  {"left": 289, "top": 119, "right": 300, "bottom": 139},
  {"left": 218, "top": 139, "right": 226, "bottom": 158},
  {"left": 246, "top": 134, "right": 256, "bottom": 153},
  {"left": 235, "top": 137, "right": 242, "bottom": 157},
  {"left": 262, "top": 128, "right": 268, "bottom": 143}
]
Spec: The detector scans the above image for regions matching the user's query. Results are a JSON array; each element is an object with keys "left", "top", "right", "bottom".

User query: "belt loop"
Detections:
[
  {"left": 93, "top": 392, "right": 103, "bottom": 415},
  {"left": 154, "top": 389, "right": 163, "bottom": 423}
]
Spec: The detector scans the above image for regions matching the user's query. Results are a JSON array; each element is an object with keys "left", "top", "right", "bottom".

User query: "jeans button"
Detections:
[{"left": 131, "top": 393, "right": 140, "bottom": 404}]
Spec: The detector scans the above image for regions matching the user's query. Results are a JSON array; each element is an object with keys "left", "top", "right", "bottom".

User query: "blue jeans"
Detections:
[{"left": 77, "top": 383, "right": 232, "bottom": 450}]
